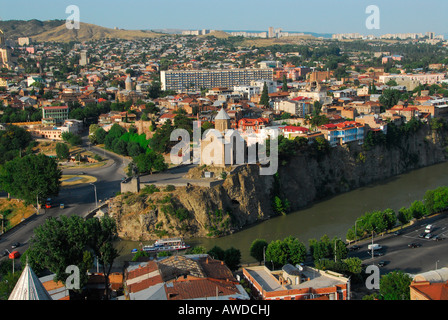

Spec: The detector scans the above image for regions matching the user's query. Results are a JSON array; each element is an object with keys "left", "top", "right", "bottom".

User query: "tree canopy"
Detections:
[{"left": 0, "top": 153, "right": 62, "bottom": 205}]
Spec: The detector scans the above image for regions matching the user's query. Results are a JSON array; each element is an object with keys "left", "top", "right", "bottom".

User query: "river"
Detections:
[{"left": 115, "top": 161, "right": 448, "bottom": 264}]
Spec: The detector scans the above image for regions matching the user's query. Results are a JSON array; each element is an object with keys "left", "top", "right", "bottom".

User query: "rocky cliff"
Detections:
[{"left": 111, "top": 122, "right": 448, "bottom": 241}]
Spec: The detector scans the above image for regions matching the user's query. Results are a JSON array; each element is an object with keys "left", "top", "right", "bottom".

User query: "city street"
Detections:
[
  {"left": 348, "top": 214, "right": 448, "bottom": 275},
  {"left": 0, "top": 139, "right": 129, "bottom": 261}
]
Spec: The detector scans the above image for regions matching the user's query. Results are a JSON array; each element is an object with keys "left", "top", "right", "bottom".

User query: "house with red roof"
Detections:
[
  {"left": 242, "top": 264, "right": 350, "bottom": 300},
  {"left": 320, "top": 121, "right": 365, "bottom": 147},
  {"left": 280, "top": 126, "right": 310, "bottom": 139},
  {"left": 237, "top": 117, "right": 270, "bottom": 133},
  {"left": 121, "top": 255, "right": 249, "bottom": 300},
  {"left": 410, "top": 268, "right": 448, "bottom": 300}
]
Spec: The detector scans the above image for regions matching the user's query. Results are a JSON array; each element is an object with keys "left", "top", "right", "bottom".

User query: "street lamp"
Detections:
[{"left": 90, "top": 183, "right": 98, "bottom": 208}]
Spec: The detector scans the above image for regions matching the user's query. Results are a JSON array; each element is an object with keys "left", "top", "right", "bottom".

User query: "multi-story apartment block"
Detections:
[
  {"left": 274, "top": 97, "right": 313, "bottom": 118},
  {"left": 320, "top": 121, "right": 365, "bottom": 147},
  {"left": 42, "top": 106, "right": 70, "bottom": 124},
  {"left": 160, "top": 68, "right": 274, "bottom": 92},
  {"left": 379, "top": 73, "right": 445, "bottom": 86}
]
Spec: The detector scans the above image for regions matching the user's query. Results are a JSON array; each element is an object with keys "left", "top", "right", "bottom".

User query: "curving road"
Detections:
[{"left": 0, "top": 137, "right": 129, "bottom": 261}]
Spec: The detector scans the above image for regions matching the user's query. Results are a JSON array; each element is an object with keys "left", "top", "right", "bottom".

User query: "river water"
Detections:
[{"left": 116, "top": 161, "right": 448, "bottom": 264}]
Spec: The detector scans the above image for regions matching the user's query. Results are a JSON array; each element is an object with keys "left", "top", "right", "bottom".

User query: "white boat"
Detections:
[{"left": 132, "top": 238, "right": 190, "bottom": 253}]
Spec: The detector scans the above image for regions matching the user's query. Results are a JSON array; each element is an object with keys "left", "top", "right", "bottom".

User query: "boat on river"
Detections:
[{"left": 131, "top": 238, "right": 190, "bottom": 253}]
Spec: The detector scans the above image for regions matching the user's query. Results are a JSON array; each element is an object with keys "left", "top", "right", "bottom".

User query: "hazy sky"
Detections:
[{"left": 1, "top": 0, "right": 447, "bottom": 36}]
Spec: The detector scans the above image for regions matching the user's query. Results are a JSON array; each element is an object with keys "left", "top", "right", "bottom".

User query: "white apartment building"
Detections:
[
  {"left": 160, "top": 68, "right": 274, "bottom": 91},
  {"left": 379, "top": 73, "right": 445, "bottom": 86}
]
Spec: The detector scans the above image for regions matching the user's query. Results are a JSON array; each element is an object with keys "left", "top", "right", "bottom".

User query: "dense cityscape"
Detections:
[{"left": 0, "top": 2, "right": 448, "bottom": 310}]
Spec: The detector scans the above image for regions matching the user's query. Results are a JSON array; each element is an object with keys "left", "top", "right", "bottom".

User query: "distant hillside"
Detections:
[
  {"left": 0, "top": 20, "right": 163, "bottom": 42},
  {"left": 0, "top": 19, "right": 65, "bottom": 38},
  {"left": 31, "top": 22, "right": 162, "bottom": 42}
]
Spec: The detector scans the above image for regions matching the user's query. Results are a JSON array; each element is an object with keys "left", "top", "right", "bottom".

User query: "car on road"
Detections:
[
  {"left": 378, "top": 261, "right": 387, "bottom": 267},
  {"left": 368, "top": 244, "right": 382, "bottom": 251},
  {"left": 368, "top": 251, "right": 384, "bottom": 257},
  {"left": 350, "top": 245, "right": 361, "bottom": 251},
  {"left": 393, "top": 231, "right": 401, "bottom": 236},
  {"left": 408, "top": 243, "right": 421, "bottom": 248},
  {"left": 11, "top": 242, "right": 20, "bottom": 249},
  {"left": 1, "top": 249, "right": 9, "bottom": 257},
  {"left": 425, "top": 233, "right": 433, "bottom": 239},
  {"left": 8, "top": 251, "right": 20, "bottom": 259},
  {"left": 45, "top": 198, "right": 52, "bottom": 209}
]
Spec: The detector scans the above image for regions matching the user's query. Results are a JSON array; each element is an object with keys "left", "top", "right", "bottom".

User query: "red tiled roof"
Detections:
[
  {"left": 160, "top": 113, "right": 176, "bottom": 119},
  {"left": 291, "top": 96, "right": 311, "bottom": 101},
  {"left": 43, "top": 106, "right": 68, "bottom": 110},
  {"left": 411, "top": 281, "right": 448, "bottom": 300},
  {"left": 165, "top": 278, "right": 240, "bottom": 300},
  {"left": 281, "top": 126, "right": 309, "bottom": 133}
]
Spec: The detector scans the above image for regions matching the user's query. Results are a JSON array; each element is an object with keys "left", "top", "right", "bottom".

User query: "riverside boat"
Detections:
[{"left": 131, "top": 238, "right": 190, "bottom": 253}]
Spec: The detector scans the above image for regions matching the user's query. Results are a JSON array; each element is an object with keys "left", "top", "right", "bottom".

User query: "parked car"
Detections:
[
  {"left": 393, "top": 231, "right": 401, "bottom": 236},
  {"left": 425, "top": 224, "right": 434, "bottom": 233},
  {"left": 11, "top": 242, "right": 20, "bottom": 249},
  {"left": 369, "top": 251, "right": 384, "bottom": 257},
  {"left": 419, "top": 232, "right": 426, "bottom": 238},
  {"left": 368, "top": 244, "right": 382, "bottom": 251},
  {"left": 1, "top": 249, "right": 8, "bottom": 257},
  {"left": 8, "top": 251, "right": 20, "bottom": 259},
  {"left": 425, "top": 233, "right": 433, "bottom": 239},
  {"left": 434, "top": 235, "right": 445, "bottom": 241}
]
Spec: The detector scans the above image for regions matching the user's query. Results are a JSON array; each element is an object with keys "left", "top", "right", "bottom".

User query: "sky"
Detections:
[{"left": 0, "top": 0, "right": 447, "bottom": 36}]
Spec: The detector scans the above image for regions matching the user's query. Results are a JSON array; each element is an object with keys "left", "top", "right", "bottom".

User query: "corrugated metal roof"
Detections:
[{"left": 9, "top": 264, "right": 53, "bottom": 300}]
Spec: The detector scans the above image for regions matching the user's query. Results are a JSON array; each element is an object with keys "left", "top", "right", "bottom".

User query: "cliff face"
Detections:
[
  {"left": 112, "top": 124, "right": 448, "bottom": 241},
  {"left": 280, "top": 125, "right": 448, "bottom": 210}
]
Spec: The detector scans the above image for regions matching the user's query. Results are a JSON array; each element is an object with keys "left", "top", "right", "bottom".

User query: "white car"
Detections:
[{"left": 425, "top": 233, "right": 433, "bottom": 239}]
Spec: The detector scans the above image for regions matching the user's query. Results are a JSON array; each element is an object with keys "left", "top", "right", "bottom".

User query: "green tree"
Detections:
[
  {"left": 379, "top": 89, "right": 402, "bottom": 109},
  {"left": 282, "top": 75, "right": 288, "bottom": 92},
  {"left": 26, "top": 216, "right": 94, "bottom": 291},
  {"left": 85, "top": 215, "right": 119, "bottom": 300},
  {"left": 207, "top": 246, "right": 225, "bottom": 261},
  {"left": 250, "top": 239, "right": 268, "bottom": 265},
  {"left": 133, "top": 150, "right": 167, "bottom": 174},
  {"left": 265, "top": 236, "right": 306, "bottom": 269},
  {"left": 408, "top": 200, "right": 426, "bottom": 219},
  {"left": 187, "top": 246, "right": 207, "bottom": 254},
  {"left": 380, "top": 270, "right": 412, "bottom": 300},
  {"left": 223, "top": 247, "right": 241, "bottom": 271},
  {"left": 95, "top": 127, "right": 107, "bottom": 144},
  {"left": 259, "top": 82, "right": 270, "bottom": 107},
  {"left": 55, "top": 142, "right": 70, "bottom": 160},
  {"left": 0, "top": 154, "right": 62, "bottom": 205}
]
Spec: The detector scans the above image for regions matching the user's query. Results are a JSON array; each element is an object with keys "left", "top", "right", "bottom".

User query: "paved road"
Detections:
[
  {"left": 139, "top": 164, "right": 196, "bottom": 186},
  {"left": 348, "top": 214, "right": 448, "bottom": 275},
  {"left": 0, "top": 137, "right": 129, "bottom": 261}
]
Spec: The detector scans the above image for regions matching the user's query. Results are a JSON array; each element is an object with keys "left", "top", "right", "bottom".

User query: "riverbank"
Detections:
[{"left": 114, "top": 159, "right": 448, "bottom": 264}]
